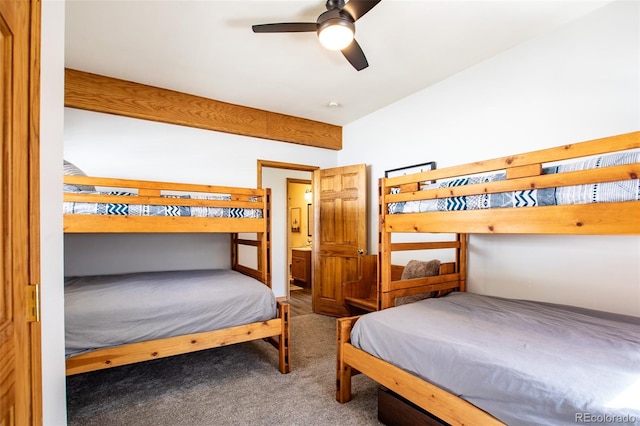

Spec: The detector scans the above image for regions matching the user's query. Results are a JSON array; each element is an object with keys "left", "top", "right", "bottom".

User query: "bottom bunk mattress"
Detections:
[
  {"left": 350, "top": 292, "right": 640, "bottom": 425},
  {"left": 65, "top": 269, "right": 276, "bottom": 357}
]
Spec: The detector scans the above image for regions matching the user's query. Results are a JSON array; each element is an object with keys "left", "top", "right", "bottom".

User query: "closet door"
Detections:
[
  {"left": 0, "top": 1, "right": 41, "bottom": 424},
  {"left": 312, "top": 164, "right": 367, "bottom": 317}
]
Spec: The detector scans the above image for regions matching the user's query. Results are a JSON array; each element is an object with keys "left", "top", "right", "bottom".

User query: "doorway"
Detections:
[
  {"left": 257, "top": 160, "right": 318, "bottom": 315},
  {"left": 288, "top": 179, "right": 313, "bottom": 315}
]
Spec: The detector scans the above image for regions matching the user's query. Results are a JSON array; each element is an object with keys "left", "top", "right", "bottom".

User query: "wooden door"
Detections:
[
  {"left": 312, "top": 164, "right": 367, "bottom": 317},
  {"left": 0, "top": 1, "right": 41, "bottom": 424}
]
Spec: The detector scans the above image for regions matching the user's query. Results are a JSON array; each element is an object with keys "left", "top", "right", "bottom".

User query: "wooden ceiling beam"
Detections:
[{"left": 64, "top": 68, "right": 342, "bottom": 150}]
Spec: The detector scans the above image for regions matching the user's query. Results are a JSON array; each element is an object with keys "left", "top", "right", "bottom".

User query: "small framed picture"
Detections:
[
  {"left": 385, "top": 161, "right": 436, "bottom": 178},
  {"left": 291, "top": 207, "right": 301, "bottom": 233}
]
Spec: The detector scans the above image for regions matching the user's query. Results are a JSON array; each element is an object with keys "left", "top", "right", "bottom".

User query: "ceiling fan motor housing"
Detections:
[
  {"left": 317, "top": 9, "right": 356, "bottom": 30},
  {"left": 317, "top": 9, "right": 356, "bottom": 38}
]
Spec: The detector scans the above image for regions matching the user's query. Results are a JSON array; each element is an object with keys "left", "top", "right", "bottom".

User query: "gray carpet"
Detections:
[{"left": 66, "top": 314, "right": 382, "bottom": 426}]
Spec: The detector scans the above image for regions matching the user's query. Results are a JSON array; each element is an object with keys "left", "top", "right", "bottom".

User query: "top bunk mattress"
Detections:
[
  {"left": 65, "top": 269, "right": 276, "bottom": 357},
  {"left": 63, "top": 191, "right": 263, "bottom": 218},
  {"left": 389, "top": 151, "right": 640, "bottom": 214},
  {"left": 350, "top": 292, "right": 640, "bottom": 425}
]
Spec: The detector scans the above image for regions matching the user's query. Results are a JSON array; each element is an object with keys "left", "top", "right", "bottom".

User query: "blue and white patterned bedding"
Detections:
[
  {"left": 64, "top": 192, "right": 263, "bottom": 218},
  {"left": 388, "top": 152, "right": 640, "bottom": 214}
]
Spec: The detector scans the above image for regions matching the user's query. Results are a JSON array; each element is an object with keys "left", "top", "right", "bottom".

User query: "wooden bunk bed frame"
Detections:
[
  {"left": 63, "top": 175, "right": 290, "bottom": 376},
  {"left": 336, "top": 131, "right": 640, "bottom": 425}
]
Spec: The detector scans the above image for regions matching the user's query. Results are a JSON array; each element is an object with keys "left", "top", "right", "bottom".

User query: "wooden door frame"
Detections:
[
  {"left": 257, "top": 160, "right": 318, "bottom": 188},
  {"left": 28, "top": 2, "right": 42, "bottom": 423},
  {"left": 1, "top": 0, "right": 42, "bottom": 423}
]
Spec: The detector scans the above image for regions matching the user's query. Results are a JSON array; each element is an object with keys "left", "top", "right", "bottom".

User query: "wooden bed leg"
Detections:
[
  {"left": 278, "top": 301, "right": 291, "bottom": 374},
  {"left": 336, "top": 317, "right": 356, "bottom": 403}
]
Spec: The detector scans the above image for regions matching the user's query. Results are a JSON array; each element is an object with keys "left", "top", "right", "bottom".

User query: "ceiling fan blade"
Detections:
[
  {"left": 341, "top": 0, "right": 381, "bottom": 21},
  {"left": 341, "top": 39, "right": 368, "bottom": 71},
  {"left": 252, "top": 22, "right": 318, "bottom": 33}
]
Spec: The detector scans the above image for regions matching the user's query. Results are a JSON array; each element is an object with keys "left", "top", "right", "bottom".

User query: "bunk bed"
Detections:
[
  {"left": 336, "top": 131, "right": 640, "bottom": 425},
  {"left": 63, "top": 166, "right": 290, "bottom": 376}
]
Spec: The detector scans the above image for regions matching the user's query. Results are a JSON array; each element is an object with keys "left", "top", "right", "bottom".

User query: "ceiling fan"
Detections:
[{"left": 251, "top": 0, "right": 381, "bottom": 71}]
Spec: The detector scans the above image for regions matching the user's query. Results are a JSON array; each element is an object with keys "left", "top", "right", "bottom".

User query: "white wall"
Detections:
[
  {"left": 41, "top": 1, "right": 67, "bottom": 425},
  {"left": 341, "top": 0, "right": 640, "bottom": 316}
]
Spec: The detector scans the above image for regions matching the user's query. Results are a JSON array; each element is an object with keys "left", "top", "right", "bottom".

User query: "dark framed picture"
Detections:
[{"left": 385, "top": 161, "right": 436, "bottom": 178}]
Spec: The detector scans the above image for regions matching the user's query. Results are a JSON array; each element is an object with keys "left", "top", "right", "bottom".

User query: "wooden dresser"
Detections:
[{"left": 291, "top": 248, "right": 312, "bottom": 288}]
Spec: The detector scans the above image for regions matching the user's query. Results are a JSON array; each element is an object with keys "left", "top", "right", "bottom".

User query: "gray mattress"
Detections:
[
  {"left": 65, "top": 269, "right": 277, "bottom": 357},
  {"left": 351, "top": 292, "right": 640, "bottom": 425}
]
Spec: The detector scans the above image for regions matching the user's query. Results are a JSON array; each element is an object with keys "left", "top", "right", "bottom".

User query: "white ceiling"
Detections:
[{"left": 65, "top": 0, "right": 612, "bottom": 127}]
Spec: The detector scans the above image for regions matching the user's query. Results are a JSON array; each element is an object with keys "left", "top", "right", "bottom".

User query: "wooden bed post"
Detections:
[
  {"left": 378, "top": 178, "right": 392, "bottom": 310},
  {"left": 458, "top": 233, "right": 467, "bottom": 292},
  {"left": 278, "top": 300, "right": 290, "bottom": 373},
  {"left": 336, "top": 317, "right": 357, "bottom": 403},
  {"left": 263, "top": 188, "right": 271, "bottom": 287},
  {"left": 231, "top": 232, "right": 238, "bottom": 270}
]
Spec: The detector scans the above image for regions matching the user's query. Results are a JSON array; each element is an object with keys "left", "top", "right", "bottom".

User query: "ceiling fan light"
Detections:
[{"left": 318, "top": 20, "right": 354, "bottom": 51}]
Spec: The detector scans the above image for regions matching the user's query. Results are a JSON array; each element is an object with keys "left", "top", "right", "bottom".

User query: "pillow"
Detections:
[
  {"left": 63, "top": 160, "right": 95, "bottom": 192},
  {"left": 396, "top": 259, "right": 441, "bottom": 306},
  {"left": 400, "top": 259, "right": 440, "bottom": 280}
]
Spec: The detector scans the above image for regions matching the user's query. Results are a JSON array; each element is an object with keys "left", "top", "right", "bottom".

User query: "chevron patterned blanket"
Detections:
[
  {"left": 388, "top": 152, "right": 640, "bottom": 214},
  {"left": 63, "top": 192, "right": 263, "bottom": 218}
]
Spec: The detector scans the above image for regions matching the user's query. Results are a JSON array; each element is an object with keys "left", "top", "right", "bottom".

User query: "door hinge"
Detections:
[{"left": 26, "top": 284, "right": 40, "bottom": 322}]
